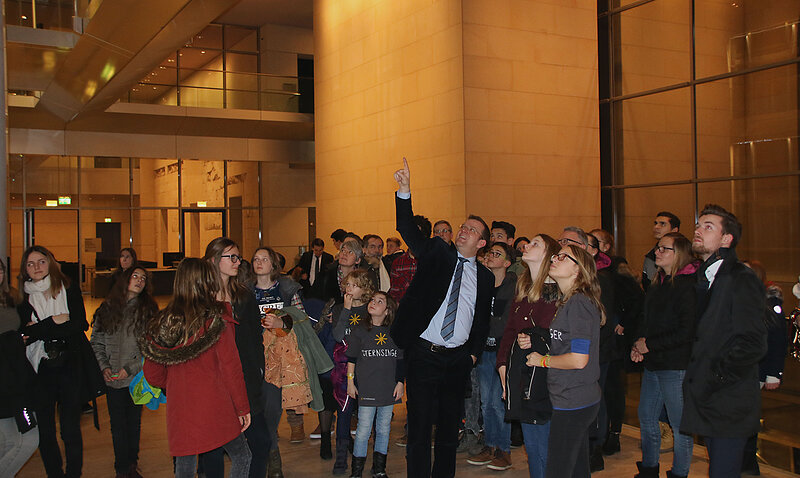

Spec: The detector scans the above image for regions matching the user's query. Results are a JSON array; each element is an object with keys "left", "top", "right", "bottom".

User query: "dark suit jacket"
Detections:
[
  {"left": 298, "top": 250, "right": 333, "bottom": 296},
  {"left": 681, "top": 250, "right": 766, "bottom": 438},
  {"left": 389, "top": 194, "right": 493, "bottom": 359}
]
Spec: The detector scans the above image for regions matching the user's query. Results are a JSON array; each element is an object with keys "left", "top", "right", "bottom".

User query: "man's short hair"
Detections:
[
  {"left": 413, "top": 215, "right": 432, "bottom": 238},
  {"left": 587, "top": 233, "right": 600, "bottom": 249},
  {"left": 699, "top": 204, "right": 742, "bottom": 248},
  {"left": 489, "top": 242, "right": 514, "bottom": 261},
  {"left": 331, "top": 228, "right": 347, "bottom": 242},
  {"left": 656, "top": 211, "right": 681, "bottom": 230},
  {"left": 311, "top": 238, "right": 325, "bottom": 248},
  {"left": 562, "top": 226, "right": 589, "bottom": 247},
  {"left": 491, "top": 221, "right": 516, "bottom": 239},
  {"left": 344, "top": 232, "right": 362, "bottom": 244},
  {"left": 434, "top": 219, "right": 452, "bottom": 230},
  {"left": 589, "top": 229, "right": 614, "bottom": 251},
  {"left": 363, "top": 234, "right": 383, "bottom": 246},
  {"left": 469, "top": 215, "right": 491, "bottom": 243},
  {"left": 386, "top": 237, "right": 401, "bottom": 247}
]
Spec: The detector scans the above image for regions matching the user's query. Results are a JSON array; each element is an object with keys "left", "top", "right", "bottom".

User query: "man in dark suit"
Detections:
[
  {"left": 297, "top": 238, "right": 333, "bottom": 298},
  {"left": 389, "top": 158, "right": 493, "bottom": 478},
  {"left": 681, "top": 204, "right": 766, "bottom": 478}
]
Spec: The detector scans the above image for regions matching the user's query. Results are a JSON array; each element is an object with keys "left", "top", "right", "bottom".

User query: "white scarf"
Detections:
[{"left": 24, "top": 276, "right": 69, "bottom": 372}]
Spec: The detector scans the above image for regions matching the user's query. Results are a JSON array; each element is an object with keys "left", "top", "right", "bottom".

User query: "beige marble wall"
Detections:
[{"left": 314, "top": 0, "right": 600, "bottom": 247}]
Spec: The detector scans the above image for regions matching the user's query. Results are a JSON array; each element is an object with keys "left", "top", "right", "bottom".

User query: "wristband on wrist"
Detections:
[
  {"left": 346, "top": 373, "right": 355, "bottom": 380},
  {"left": 540, "top": 355, "right": 550, "bottom": 368}
]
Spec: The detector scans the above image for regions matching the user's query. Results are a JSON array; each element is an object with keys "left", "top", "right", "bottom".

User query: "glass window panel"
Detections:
[
  {"left": 178, "top": 48, "right": 223, "bottom": 82},
  {"left": 619, "top": 184, "right": 696, "bottom": 277},
  {"left": 127, "top": 84, "right": 175, "bottom": 105},
  {"left": 618, "top": 87, "right": 693, "bottom": 184},
  {"left": 226, "top": 90, "right": 258, "bottom": 110},
  {"left": 179, "top": 68, "right": 223, "bottom": 89},
  {"left": 181, "top": 160, "right": 225, "bottom": 207},
  {"left": 24, "top": 155, "right": 78, "bottom": 207},
  {"left": 79, "top": 157, "right": 130, "bottom": 207},
  {"left": 226, "top": 161, "right": 260, "bottom": 208},
  {"left": 224, "top": 25, "right": 258, "bottom": 52},
  {"left": 133, "top": 159, "right": 178, "bottom": 207},
  {"left": 183, "top": 210, "right": 224, "bottom": 258},
  {"left": 188, "top": 24, "right": 222, "bottom": 50},
  {"left": 698, "top": 176, "right": 800, "bottom": 290},
  {"left": 132, "top": 208, "right": 181, "bottom": 267},
  {"left": 32, "top": 209, "right": 78, "bottom": 263},
  {"left": 697, "top": 64, "right": 799, "bottom": 178},
  {"left": 695, "top": 2, "right": 800, "bottom": 79},
  {"left": 226, "top": 53, "right": 258, "bottom": 74},
  {"left": 8, "top": 154, "right": 23, "bottom": 198},
  {"left": 80, "top": 209, "right": 131, "bottom": 272},
  {"left": 616, "top": 0, "right": 691, "bottom": 95},
  {"left": 179, "top": 86, "right": 224, "bottom": 108}
]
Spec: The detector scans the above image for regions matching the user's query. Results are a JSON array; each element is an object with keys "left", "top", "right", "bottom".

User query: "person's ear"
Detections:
[
  {"left": 478, "top": 239, "right": 487, "bottom": 249},
  {"left": 721, "top": 233, "right": 733, "bottom": 248}
]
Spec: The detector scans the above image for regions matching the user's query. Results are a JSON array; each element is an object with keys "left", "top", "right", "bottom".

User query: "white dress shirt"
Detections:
[{"left": 420, "top": 253, "right": 478, "bottom": 348}]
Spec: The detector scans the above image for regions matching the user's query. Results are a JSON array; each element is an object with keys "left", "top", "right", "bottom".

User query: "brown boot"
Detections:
[{"left": 290, "top": 421, "right": 305, "bottom": 443}]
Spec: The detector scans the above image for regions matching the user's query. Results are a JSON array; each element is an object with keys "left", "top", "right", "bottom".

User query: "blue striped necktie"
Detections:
[{"left": 441, "top": 257, "right": 468, "bottom": 341}]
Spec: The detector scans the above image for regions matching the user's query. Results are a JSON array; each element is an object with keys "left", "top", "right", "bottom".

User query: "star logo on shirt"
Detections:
[
  {"left": 375, "top": 333, "right": 388, "bottom": 345},
  {"left": 349, "top": 314, "right": 361, "bottom": 325}
]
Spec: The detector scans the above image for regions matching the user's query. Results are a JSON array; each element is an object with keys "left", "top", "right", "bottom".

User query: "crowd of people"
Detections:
[{"left": 0, "top": 157, "right": 797, "bottom": 478}]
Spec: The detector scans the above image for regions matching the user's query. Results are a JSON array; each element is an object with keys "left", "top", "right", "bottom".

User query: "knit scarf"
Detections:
[{"left": 24, "top": 275, "right": 69, "bottom": 372}]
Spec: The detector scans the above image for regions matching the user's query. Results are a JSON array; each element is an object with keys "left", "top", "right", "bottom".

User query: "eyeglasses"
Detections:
[
  {"left": 587, "top": 242, "right": 598, "bottom": 249},
  {"left": 551, "top": 252, "right": 580, "bottom": 266},
  {"left": 485, "top": 250, "right": 506, "bottom": 259},
  {"left": 656, "top": 245, "right": 675, "bottom": 253},
  {"left": 221, "top": 254, "right": 242, "bottom": 264},
  {"left": 558, "top": 237, "right": 584, "bottom": 247},
  {"left": 434, "top": 228, "right": 452, "bottom": 235},
  {"left": 459, "top": 224, "right": 481, "bottom": 236}
]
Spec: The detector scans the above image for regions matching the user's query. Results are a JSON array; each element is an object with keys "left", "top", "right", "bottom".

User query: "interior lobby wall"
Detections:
[
  {"left": 314, "top": 0, "right": 601, "bottom": 247},
  {"left": 462, "top": 0, "right": 600, "bottom": 238}
]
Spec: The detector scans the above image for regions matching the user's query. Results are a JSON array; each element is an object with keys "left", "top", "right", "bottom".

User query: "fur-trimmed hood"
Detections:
[{"left": 139, "top": 313, "right": 226, "bottom": 366}]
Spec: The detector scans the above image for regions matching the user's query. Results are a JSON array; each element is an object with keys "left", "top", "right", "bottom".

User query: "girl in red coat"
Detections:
[{"left": 140, "top": 258, "right": 252, "bottom": 478}]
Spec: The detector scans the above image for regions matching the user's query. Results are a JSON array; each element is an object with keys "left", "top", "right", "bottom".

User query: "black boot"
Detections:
[
  {"left": 602, "top": 432, "right": 621, "bottom": 456},
  {"left": 321, "top": 431, "right": 333, "bottom": 460},
  {"left": 333, "top": 438, "right": 350, "bottom": 475},
  {"left": 590, "top": 445, "right": 604, "bottom": 472},
  {"left": 666, "top": 470, "right": 687, "bottom": 478},
  {"left": 349, "top": 456, "right": 366, "bottom": 478},
  {"left": 633, "top": 461, "right": 659, "bottom": 478},
  {"left": 267, "top": 448, "right": 284, "bottom": 478},
  {"left": 371, "top": 452, "right": 388, "bottom": 478}
]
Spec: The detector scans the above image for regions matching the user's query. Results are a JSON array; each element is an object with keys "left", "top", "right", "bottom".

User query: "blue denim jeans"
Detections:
[
  {"left": 353, "top": 405, "right": 394, "bottom": 457},
  {"left": 521, "top": 421, "right": 550, "bottom": 478},
  {"left": 477, "top": 350, "right": 511, "bottom": 452},
  {"left": 638, "top": 369, "right": 693, "bottom": 476}
]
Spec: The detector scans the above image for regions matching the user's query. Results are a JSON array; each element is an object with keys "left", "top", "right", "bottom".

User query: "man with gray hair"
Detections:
[{"left": 558, "top": 226, "right": 589, "bottom": 249}]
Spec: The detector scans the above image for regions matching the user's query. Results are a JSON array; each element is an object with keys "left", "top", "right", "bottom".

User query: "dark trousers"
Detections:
[
  {"left": 604, "top": 359, "right": 626, "bottom": 434},
  {"left": 705, "top": 436, "right": 747, "bottom": 478},
  {"left": 589, "top": 363, "right": 609, "bottom": 445},
  {"left": 405, "top": 340, "right": 472, "bottom": 478},
  {"left": 546, "top": 403, "right": 600, "bottom": 478},
  {"left": 106, "top": 387, "right": 142, "bottom": 474},
  {"left": 35, "top": 363, "right": 83, "bottom": 478},
  {"left": 244, "top": 411, "right": 271, "bottom": 478},
  {"left": 336, "top": 399, "right": 355, "bottom": 446}
]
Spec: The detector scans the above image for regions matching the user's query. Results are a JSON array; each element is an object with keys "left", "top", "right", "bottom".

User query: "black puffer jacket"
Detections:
[
  {"left": 504, "top": 326, "right": 551, "bottom": 424},
  {"left": 0, "top": 310, "right": 36, "bottom": 419}
]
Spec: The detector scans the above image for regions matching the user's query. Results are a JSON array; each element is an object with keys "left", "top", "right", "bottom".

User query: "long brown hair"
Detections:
[
  {"left": 558, "top": 245, "right": 606, "bottom": 325},
  {"left": 0, "top": 258, "right": 16, "bottom": 307},
  {"left": 146, "top": 258, "right": 224, "bottom": 346},
  {"left": 659, "top": 232, "right": 694, "bottom": 281},
  {"left": 204, "top": 237, "right": 250, "bottom": 305},
  {"left": 17, "top": 245, "right": 70, "bottom": 301},
  {"left": 251, "top": 246, "right": 281, "bottom": 282},
  {"left": 92, "top": 267, "right": 158, "bottom": 335},
  {"left": 365, "top": 291, "right": 397, "bottom": 330},
  {"left": 515, "top": 234, "right": 561, "bottom": 302}
]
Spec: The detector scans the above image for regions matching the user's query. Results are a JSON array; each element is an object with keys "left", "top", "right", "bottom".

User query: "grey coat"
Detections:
[{"left": 90, "top": 302, "right": 143, "bottom": 389}]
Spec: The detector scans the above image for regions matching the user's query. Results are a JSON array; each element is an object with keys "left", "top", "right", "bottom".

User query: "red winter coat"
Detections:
[{"left": 143, "top": 303, "right": 249, "bottom": 456}]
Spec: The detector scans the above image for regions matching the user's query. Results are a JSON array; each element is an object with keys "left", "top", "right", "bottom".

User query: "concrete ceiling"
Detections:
[{"left": 215, "top": 0, "right": 313, "bottom": 28}]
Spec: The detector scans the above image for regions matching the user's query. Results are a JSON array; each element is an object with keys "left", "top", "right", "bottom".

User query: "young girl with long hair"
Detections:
[
  {"left": 630, "top": 232, "right": 697, "bottom": 478},
  {"left": 526, "top": 245, "right": 604, "bottom": 478},
  {"left": 91, "top": 266, "right": 158, "bottom": 478},
  {"left": 17, "top": 246, "right": 105, "bottom": 478},
  {"left": 204, "top": 238, "right": 270, "bottom": 478},
  {"left": 495, "top": 234, "right": 561, "bottom": 478},
  {"left": 346, "top": 291, "right": 404, "bottom": 478},
  {"left": 140, "top": 258, "right": 251, "bottom": 478}
]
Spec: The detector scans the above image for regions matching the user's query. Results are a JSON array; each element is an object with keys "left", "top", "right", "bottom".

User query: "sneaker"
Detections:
[
  {"left": 310, "top": 424, "right": 322, "bottom": 439},
  {"left": 395, "top": 433, "right": 408, "bottom": 447},
  {"left": 466, "top": 446, "right": 494, "bottom": 466},
  {"left": 659, "top": 422, "right": 674, "bottom": 453},
  {"left": 486, "top": 448, "right": 512, "bottom": 471}
]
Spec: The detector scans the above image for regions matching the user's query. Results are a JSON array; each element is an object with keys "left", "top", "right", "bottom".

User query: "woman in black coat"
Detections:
[{"left": 630, "top": 233, "right": 697, "bottom": 478}]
